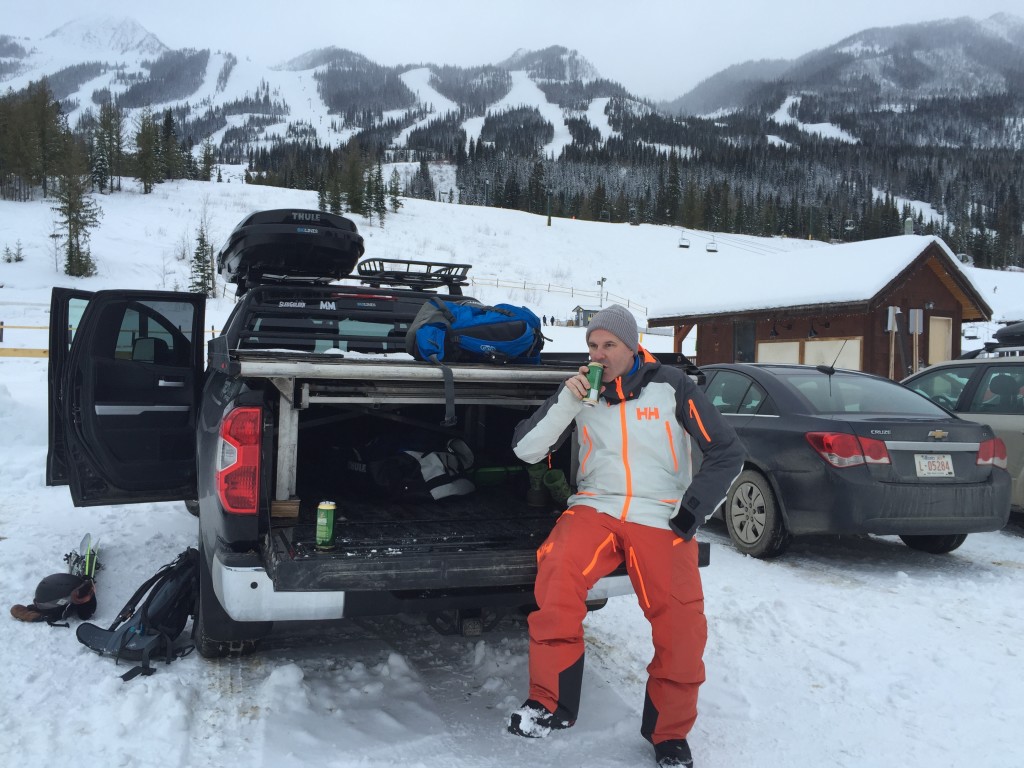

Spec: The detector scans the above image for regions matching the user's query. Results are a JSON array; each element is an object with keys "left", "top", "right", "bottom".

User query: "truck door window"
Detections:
[
  {"left": 106, "top": 301, "right": 195, "bottom": 364},
  {"left": 62, "top": 298, "right": 89, "bottom": 352}
]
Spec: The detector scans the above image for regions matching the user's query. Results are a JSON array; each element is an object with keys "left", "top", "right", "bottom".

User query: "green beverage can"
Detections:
[
  {"left": 582, "top": 362, "right": 604, "bottom": 406},
  {"left": 315, "top": 500, "right": 336, "bottom": 548}
]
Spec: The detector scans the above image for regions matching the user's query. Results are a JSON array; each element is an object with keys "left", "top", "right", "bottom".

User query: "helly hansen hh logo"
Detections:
[{"left": 636, "top": 407, "right": 659, "bottom": 420}]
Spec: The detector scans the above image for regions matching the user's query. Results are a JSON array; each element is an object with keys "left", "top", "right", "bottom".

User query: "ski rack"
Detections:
[{"left": 356, "top": 258, "right": 471, "bottom": 294}]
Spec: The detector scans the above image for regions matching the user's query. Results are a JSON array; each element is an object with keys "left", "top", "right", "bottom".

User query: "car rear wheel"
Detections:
[
  {"left": 898, "top": 533, "right": 967, "bottom": 554},
  {"left": 725, "top": 469, "right": 790, "bottom": 558}
]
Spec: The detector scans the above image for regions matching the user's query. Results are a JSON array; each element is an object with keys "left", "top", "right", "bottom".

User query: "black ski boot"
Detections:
[
  {"left": 654, "top": 739, "right": 693, "bottom": 767},
  {"left": 507, "top": 699, "right": 575, "bottom": 738}
]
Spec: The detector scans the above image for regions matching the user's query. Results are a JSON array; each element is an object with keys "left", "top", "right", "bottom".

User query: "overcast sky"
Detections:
[{"left": 3, "top": 0, "right": 1018, "bottom": 100}]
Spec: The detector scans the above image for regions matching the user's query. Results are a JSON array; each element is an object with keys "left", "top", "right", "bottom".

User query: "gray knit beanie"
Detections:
[{"left": 586, "top": 304, "right": 638, "bottom": 351}]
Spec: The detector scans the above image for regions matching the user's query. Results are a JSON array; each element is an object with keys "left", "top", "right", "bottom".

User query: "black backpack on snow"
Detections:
[{"left": 76, "top": 547, "right": 198, "bottom": 681}]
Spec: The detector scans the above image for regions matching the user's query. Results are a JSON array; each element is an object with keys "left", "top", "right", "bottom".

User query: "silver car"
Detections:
[{"left": 903, "top": 357, "right": 1024, "bottom": 511}]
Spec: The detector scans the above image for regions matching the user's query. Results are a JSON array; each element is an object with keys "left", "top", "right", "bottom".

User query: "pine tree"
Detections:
[
  {"left": 28, "top": 79, "right": 65, "bottom": 198},
  {"left": 328, "top": 177, "right": 342, "bottom": 214},
  {"left": 362, "top": 166, "right": 374, "bottom": 222},
  {"left": 681, "top": 180, "right": 701, "bottom": 228},
  {"left": 97, "top": 101, "right": 125, "bottom": 192},
  {"left": 317, "top": 174, "right": 327, "bottom": 211},
  {"left": 52, "top": 139, "right": 101, "bottom": 277},
  {"left": 160, "top": 110, "right": 181, "bottom": 180},
  {"left": 134, "top": 108, "right": 160, "bottom": 194},
  {"left": 388, "top": 168, "right": 403, "bottom": 212},
  {"left": 199, "top": 138, "right": 216, "bottom": 181},
  {"left": 372, "top": 162, "right": 387, "bottom": 225},
  {"left": 665, "top": 151, "right": 681, "bottom": 225},
  {"left": 89, "top": 135, "right": 109, "bottom": 193},
  {"left": 189, "top": 221, "right": 215, "bottom": 296},
  {"left": 590, "top": 179, "right": 607, "bottom": 221},
  {"left": 342, "top": 139, "right": 365, "bottom": 214},
  {"left": 416, "top": 158, "right": 434, "bottom": 201}
]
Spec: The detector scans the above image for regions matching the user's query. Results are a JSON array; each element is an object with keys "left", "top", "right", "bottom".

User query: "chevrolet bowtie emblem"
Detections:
[{"left": 928, "top": 430, "right": 949, "bottom": 440}]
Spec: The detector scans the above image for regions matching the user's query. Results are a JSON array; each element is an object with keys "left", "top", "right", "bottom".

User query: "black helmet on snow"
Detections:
[{"left": 10, "top": 574, "right": 97, "bottom": 623}]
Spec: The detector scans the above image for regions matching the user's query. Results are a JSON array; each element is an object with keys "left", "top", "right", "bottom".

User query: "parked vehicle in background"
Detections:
[
  {"left": 902, "top": 356, "right": 1024, "bottom": 512},
  {"left": 699, "top": 363, "right": 1011, "bottom": 558},
  {"left": 957, "top": 320, "right": 1024, "bottom": 360}
]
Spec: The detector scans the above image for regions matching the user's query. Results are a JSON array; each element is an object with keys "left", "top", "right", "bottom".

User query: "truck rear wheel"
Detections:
[
  {"left": 193, "top": 544, "right": 269, "bottom": 658},
  {"left": 899, "top": 533, "right": 967, "bottom": 554}
]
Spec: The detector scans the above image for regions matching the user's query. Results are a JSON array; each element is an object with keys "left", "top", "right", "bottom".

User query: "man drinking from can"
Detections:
[{"left": 507, "top": 304, "right": 745, "bottom": 768}]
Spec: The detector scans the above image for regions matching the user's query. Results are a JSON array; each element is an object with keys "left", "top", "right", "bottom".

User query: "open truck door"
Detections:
[
  {"left": 47, "top": 287, "right": 94, "bottom": 486},
  {"left": 47, "top": 289, "right": 206, "bottom": 506}
]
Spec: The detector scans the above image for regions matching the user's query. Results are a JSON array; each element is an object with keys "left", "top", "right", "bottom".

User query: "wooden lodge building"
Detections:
[{"left": 648, "top": 235, "right": 991, "bottom": 380}]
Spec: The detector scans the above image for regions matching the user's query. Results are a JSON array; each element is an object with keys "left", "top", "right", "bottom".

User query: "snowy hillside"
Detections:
[{"left": 2, "top": 175, "right": 1021, "bottom": 352}]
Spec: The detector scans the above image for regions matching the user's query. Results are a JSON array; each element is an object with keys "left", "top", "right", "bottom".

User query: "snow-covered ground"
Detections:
[{"left": 1, "top": 180, "right": 1023, "bottom": 768}]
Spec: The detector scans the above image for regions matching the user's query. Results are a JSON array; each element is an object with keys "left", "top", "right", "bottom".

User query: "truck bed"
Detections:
[{"left": 267, "top": 487, "right": 559, "bottom": 592}]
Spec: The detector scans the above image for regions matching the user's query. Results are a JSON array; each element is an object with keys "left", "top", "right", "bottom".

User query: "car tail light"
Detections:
[
  {"left": 217, "top": 407, "right": 262, "bottom": 514},
  {"left": 977, "top": 437, "right": 1008, "bottom": 470},
  {"left": 805, "top": 432, "right": 891, "bottom": 468}
]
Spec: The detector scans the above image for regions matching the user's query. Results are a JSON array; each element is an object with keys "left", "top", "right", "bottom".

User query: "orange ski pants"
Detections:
[{"left": 527, "top": 505, "right": 707, "bottom": 744}]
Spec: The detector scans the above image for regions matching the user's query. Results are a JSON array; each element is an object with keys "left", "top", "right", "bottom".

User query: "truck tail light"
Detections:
[
  {"left": 217, "top": 407, "right": 262, "bottom": 514},
  {"left": 805, "top": 432, "right": 891, "bottom": 468},
  {"left": 977, "top": 437, "right": 1008, "bottom": 470}
]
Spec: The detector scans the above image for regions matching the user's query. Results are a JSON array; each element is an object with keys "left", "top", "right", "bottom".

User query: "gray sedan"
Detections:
[{"left": 700, "top": 363, "right": 1011, "bottom": 558}]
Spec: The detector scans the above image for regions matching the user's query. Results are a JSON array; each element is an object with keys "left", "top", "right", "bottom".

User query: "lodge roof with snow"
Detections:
[{"left": 648, "top": 235, "right": 992, "bottom": 325}]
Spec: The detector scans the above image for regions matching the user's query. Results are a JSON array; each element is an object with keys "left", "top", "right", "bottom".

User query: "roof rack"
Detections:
[{"left": 356, "top": 258, "right": 471, "bottom": 294}]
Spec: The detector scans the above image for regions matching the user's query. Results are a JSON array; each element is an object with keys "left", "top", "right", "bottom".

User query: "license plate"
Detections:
[{"left": 915, "top": 453, "right": 954, "bottom": 477}]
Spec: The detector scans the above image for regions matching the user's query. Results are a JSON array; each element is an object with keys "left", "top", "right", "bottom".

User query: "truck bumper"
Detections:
[{"left": 213, "top": 551, "right": 637, "bottom": 623}]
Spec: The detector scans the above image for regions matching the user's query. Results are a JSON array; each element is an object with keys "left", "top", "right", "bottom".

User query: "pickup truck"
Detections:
[{"left": 46, "top": 208, "right": 706, "bottom": 658}]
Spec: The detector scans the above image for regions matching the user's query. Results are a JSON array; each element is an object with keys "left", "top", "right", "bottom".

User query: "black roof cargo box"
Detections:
[
  {"left": 218, "top": 209, "right": 365, "bottom": 294},
  {"left": 993, "top": 321, "right": 1024, "bottom": 347}
]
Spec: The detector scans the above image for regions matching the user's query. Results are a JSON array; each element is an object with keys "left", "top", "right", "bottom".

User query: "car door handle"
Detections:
[
  {"left": 158, "top": 378, "right": 185, "bottom": 388},
  {"left": 95, "top": 405, "right": 190, "bottom": 415}
]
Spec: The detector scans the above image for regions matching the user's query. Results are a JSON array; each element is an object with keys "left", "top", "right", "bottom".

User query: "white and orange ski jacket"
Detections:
[{"left": 512, "top": 352, "right": 745, "bottom": 538}]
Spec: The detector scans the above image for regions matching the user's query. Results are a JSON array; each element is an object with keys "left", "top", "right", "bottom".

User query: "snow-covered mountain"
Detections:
[
  {"left": 6, "top": 13, "right": 1024, "bottom": 157},
  {"left": 665, "top": 12, "right": 1024, "bottom": 115},
  {"left": 0, "top": 18, "right": 631, "bottom": 158},
  {"left": 44, "top": 16, "right": 167, "bottom": 57},
  {"left": 2, "top": 12, "right": 1022, "bottom": 264}
]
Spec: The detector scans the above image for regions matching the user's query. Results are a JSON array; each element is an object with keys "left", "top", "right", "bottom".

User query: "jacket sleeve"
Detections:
[
  {"left": 669, "top": 374, "right": 746, "bottom": 540},
  {"left": 512, "top": 383, "right": 580, "bottom": 464}
]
